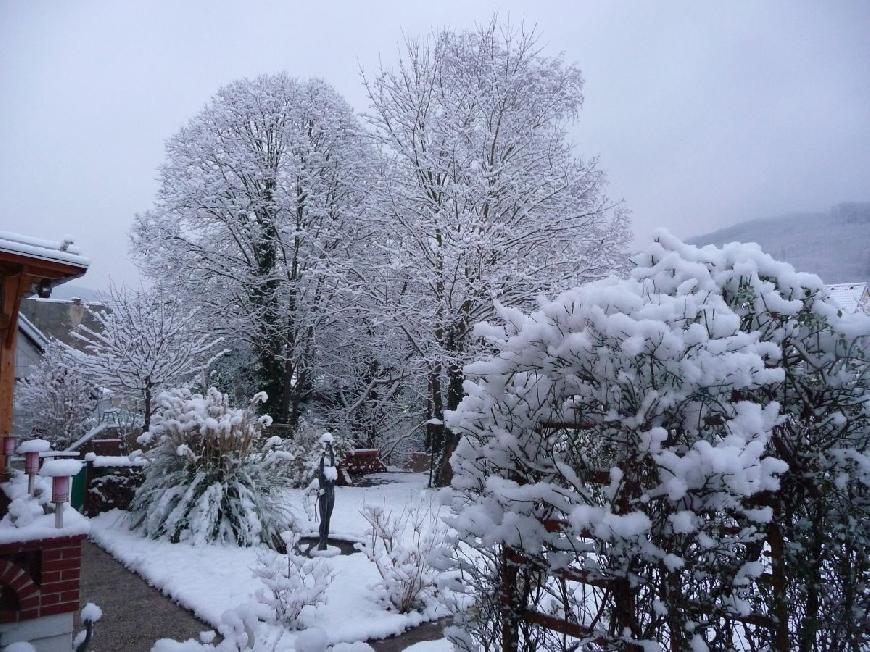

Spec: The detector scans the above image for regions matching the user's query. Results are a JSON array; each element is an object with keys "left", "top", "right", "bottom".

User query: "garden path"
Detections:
[
  {"left": 367, "top": 617, "right": 451, "bottom": 652},
  {"left": 80, "top": 540, "right": 209, "bottom": 651}
]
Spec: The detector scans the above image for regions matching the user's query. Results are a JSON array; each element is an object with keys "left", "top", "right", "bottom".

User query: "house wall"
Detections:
[
  {"left": 14, "top": 334, "right": 42, "bottom": 381},
  {"left": 13, "top": 332, "right": 43, "bottom": 437}
]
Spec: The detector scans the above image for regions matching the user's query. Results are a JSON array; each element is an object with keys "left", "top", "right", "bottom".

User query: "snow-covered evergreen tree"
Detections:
[
  {"left": 70, "top": 286, "right": 224, "bottom": 432},
  {"left": 443, "top": 233, "right": 869, "bottom": 650},
  {"left": 363, "top": 20, "right": 631, "bottom": 484}
]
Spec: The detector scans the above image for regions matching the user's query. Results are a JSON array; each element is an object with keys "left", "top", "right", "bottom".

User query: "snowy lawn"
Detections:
[
  {"left": 290, "top": 472, "right": 437, "bottom": 543},
  {"left": 89, "top": 473, "right": 450, "bottom": 648}
]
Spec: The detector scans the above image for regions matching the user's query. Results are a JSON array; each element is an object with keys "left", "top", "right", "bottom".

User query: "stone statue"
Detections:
[{"left": 316, "top": 432, "right": 337, "bottom": 551}]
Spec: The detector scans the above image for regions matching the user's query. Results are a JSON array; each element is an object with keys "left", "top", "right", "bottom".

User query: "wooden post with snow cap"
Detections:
[{"left": 39, "top": 459, "right": 83, "bottom": 528}]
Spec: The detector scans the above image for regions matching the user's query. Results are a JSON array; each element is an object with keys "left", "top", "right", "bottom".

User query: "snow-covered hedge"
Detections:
[
  {"left": 443, "top": 232, "right": 870, "bottom": 650},
  {"left": 130, "top": 388, "right": 295, "bottom": 547}
]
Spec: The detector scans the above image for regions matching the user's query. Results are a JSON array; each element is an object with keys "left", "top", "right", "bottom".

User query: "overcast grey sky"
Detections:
[{"left": 1, "top": 1, "right": 868, "bottom": 290}]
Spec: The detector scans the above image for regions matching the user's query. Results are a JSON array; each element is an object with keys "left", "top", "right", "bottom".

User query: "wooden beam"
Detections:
[
  {"left": 0, "top": 273, "right": 22, "bottom": 477},
  {"left": 0, "top": 252, "right": 86, "bottom": 281}
]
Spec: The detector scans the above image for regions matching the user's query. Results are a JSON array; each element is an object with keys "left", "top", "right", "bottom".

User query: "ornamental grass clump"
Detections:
[{"left": 130, "top": 387, "right": 293, "bottom": 547}]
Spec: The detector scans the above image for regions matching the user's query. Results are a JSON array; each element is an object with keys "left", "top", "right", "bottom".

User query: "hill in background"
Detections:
[{"left": 688, "top": 202, "right": 870, "bottom": 284}]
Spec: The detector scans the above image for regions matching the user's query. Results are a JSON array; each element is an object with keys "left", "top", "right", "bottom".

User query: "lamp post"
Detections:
[
  {"left": 17, "top": 439, "right": 51, "bottom": 494},
  {"left": 39, "top": 459, "right": 83, "bottom": 528}
]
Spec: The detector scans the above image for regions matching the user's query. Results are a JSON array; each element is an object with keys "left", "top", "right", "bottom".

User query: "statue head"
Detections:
[{"left": 320, "top": 432, "right": 334, "bottom": 453}]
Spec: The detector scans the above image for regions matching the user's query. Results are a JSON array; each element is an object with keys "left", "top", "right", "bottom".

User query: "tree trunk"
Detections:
[
  {"left": 427, "top": 368, "right": 444, "bottom": 488},
  {"left": 434, "top": 361, "right": 464, "bottom": 486},
  {"left": 143, "top": 377, "right": 152, "bottom": 434}
]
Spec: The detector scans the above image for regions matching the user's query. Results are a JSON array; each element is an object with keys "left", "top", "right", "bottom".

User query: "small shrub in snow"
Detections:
[
  {"left": 253, "top": 531, "right": 334, "bottom": 628},
  {"left": 130, "top": 388, "right": 294, "bottom": 547},
  {"left": 357, "top": 502, "right": 446, "bottom": 613}
]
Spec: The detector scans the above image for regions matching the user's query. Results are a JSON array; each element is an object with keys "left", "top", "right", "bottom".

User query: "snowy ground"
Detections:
[
  {"left": 89, "top": 473, "right": 451, "bottom": 649},
  {"left": 290, "top": 472, "right": 437, "bottom": 542}
]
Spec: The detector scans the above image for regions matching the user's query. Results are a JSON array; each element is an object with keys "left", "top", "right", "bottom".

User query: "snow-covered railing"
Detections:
[{"left": 84, "top": 452, "right": 147, "bottom": 468}]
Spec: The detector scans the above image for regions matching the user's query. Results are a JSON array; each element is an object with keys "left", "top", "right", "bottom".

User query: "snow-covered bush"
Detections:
[
  {"left": 253, "top": 531, "right": 334, "bottom": 628},
  {"left": 15, "top": 340, "right": 100, "bottom": 449},
  {"left": 129, "top": 388, "right": 294, "bottom": 547},
  {"left": 153, "top": 604, "right": 261, "bottom": 652},
  {"left": 634, "top": 233, "right": 870, "bottom": 650},
  {"left": 357, "top": 502, "right": 446, "bottom": 613},
  {"left": 442, "top": 232, "right": 870, "bottom": 650}
]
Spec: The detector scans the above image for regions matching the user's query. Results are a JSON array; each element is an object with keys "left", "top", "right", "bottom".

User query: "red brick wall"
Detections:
[{"left": 0, "top": 535, "right": 84, "bottom": 623}]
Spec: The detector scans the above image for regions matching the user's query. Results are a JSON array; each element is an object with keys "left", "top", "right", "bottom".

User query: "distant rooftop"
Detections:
[
  {"left": 826, "top": 282, "right": 870, "bottom": 314},
  {"left": 0, "top": 231, "right": 90, "bottom": 269},
  {"left": 17, "top": 313, "right": 49, "bottom": 353},
  {"left": 20, "top": 297, "right": 105, "bottom": 348}
]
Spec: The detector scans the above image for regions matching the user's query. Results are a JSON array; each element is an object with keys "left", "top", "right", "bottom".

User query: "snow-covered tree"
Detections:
[
  {"left": 444, "top": 233, "right": 869, "bottom": 650},
  {"left": 16, "top": 340, "right": 100, "bottom": 449},
  {"left": 314, "top": 302, "right": 427, "bottom": 460},
  {"left": 363, "top": 21, "right": 630, "bottom": 484},
  {"left": 130, "top": 388, "right": 294, "bottom": 547},
  {"left": 132, "top": 74, "right": 378, "bottom": 426},
  {"left": 70, "top": 286, "right": 224, "bottom": 432}
]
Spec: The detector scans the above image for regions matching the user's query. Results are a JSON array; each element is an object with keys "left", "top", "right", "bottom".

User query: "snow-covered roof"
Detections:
[
  {"left": 0, "top": 231, "right": 90, "bottom": 269},
  {"left": 826, "top": 282, "right": 870, "bottom": 314},
  {"left": 17, "top": 313, "right": 49, "bottom": 353}
]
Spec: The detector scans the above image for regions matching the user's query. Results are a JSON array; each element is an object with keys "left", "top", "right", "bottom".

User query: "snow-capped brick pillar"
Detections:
[{"left": 0, "top": 534, "right": 85, "bottom": 623}]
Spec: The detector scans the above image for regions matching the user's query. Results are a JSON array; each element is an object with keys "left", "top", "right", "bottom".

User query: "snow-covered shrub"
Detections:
[
  {"left": 15, "top": 340, "right": 100, "bottom": 449},
  {"left": 253, "top": 531, "right": 334, "bottom": 628},
  {"left": 634, "top": 233, "right": 870, "bottom": 650},
  {"left": 442, "top": 234, "right": 797, "bottom": 650},
  {"left": 129, "top": 388, "right": 294, "bottom": 547},
  {"left": 444, "top": 232, "right": 870, "bottom": 650},
  {"left": 357, "top": 501, "right": 447, "bottom": 613},
  {"left": 153, "top": 604, "right": 262, "bottom": 652}
]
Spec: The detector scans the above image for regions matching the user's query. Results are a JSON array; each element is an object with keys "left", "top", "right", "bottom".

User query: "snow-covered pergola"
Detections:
[{"left": 0, "top": 232, "right": 89, "bottom": 475}]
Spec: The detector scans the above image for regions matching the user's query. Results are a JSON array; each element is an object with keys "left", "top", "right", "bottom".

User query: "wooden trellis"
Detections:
[{"left": 498, "top": 420, "right": 790, "bottom": 651}]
